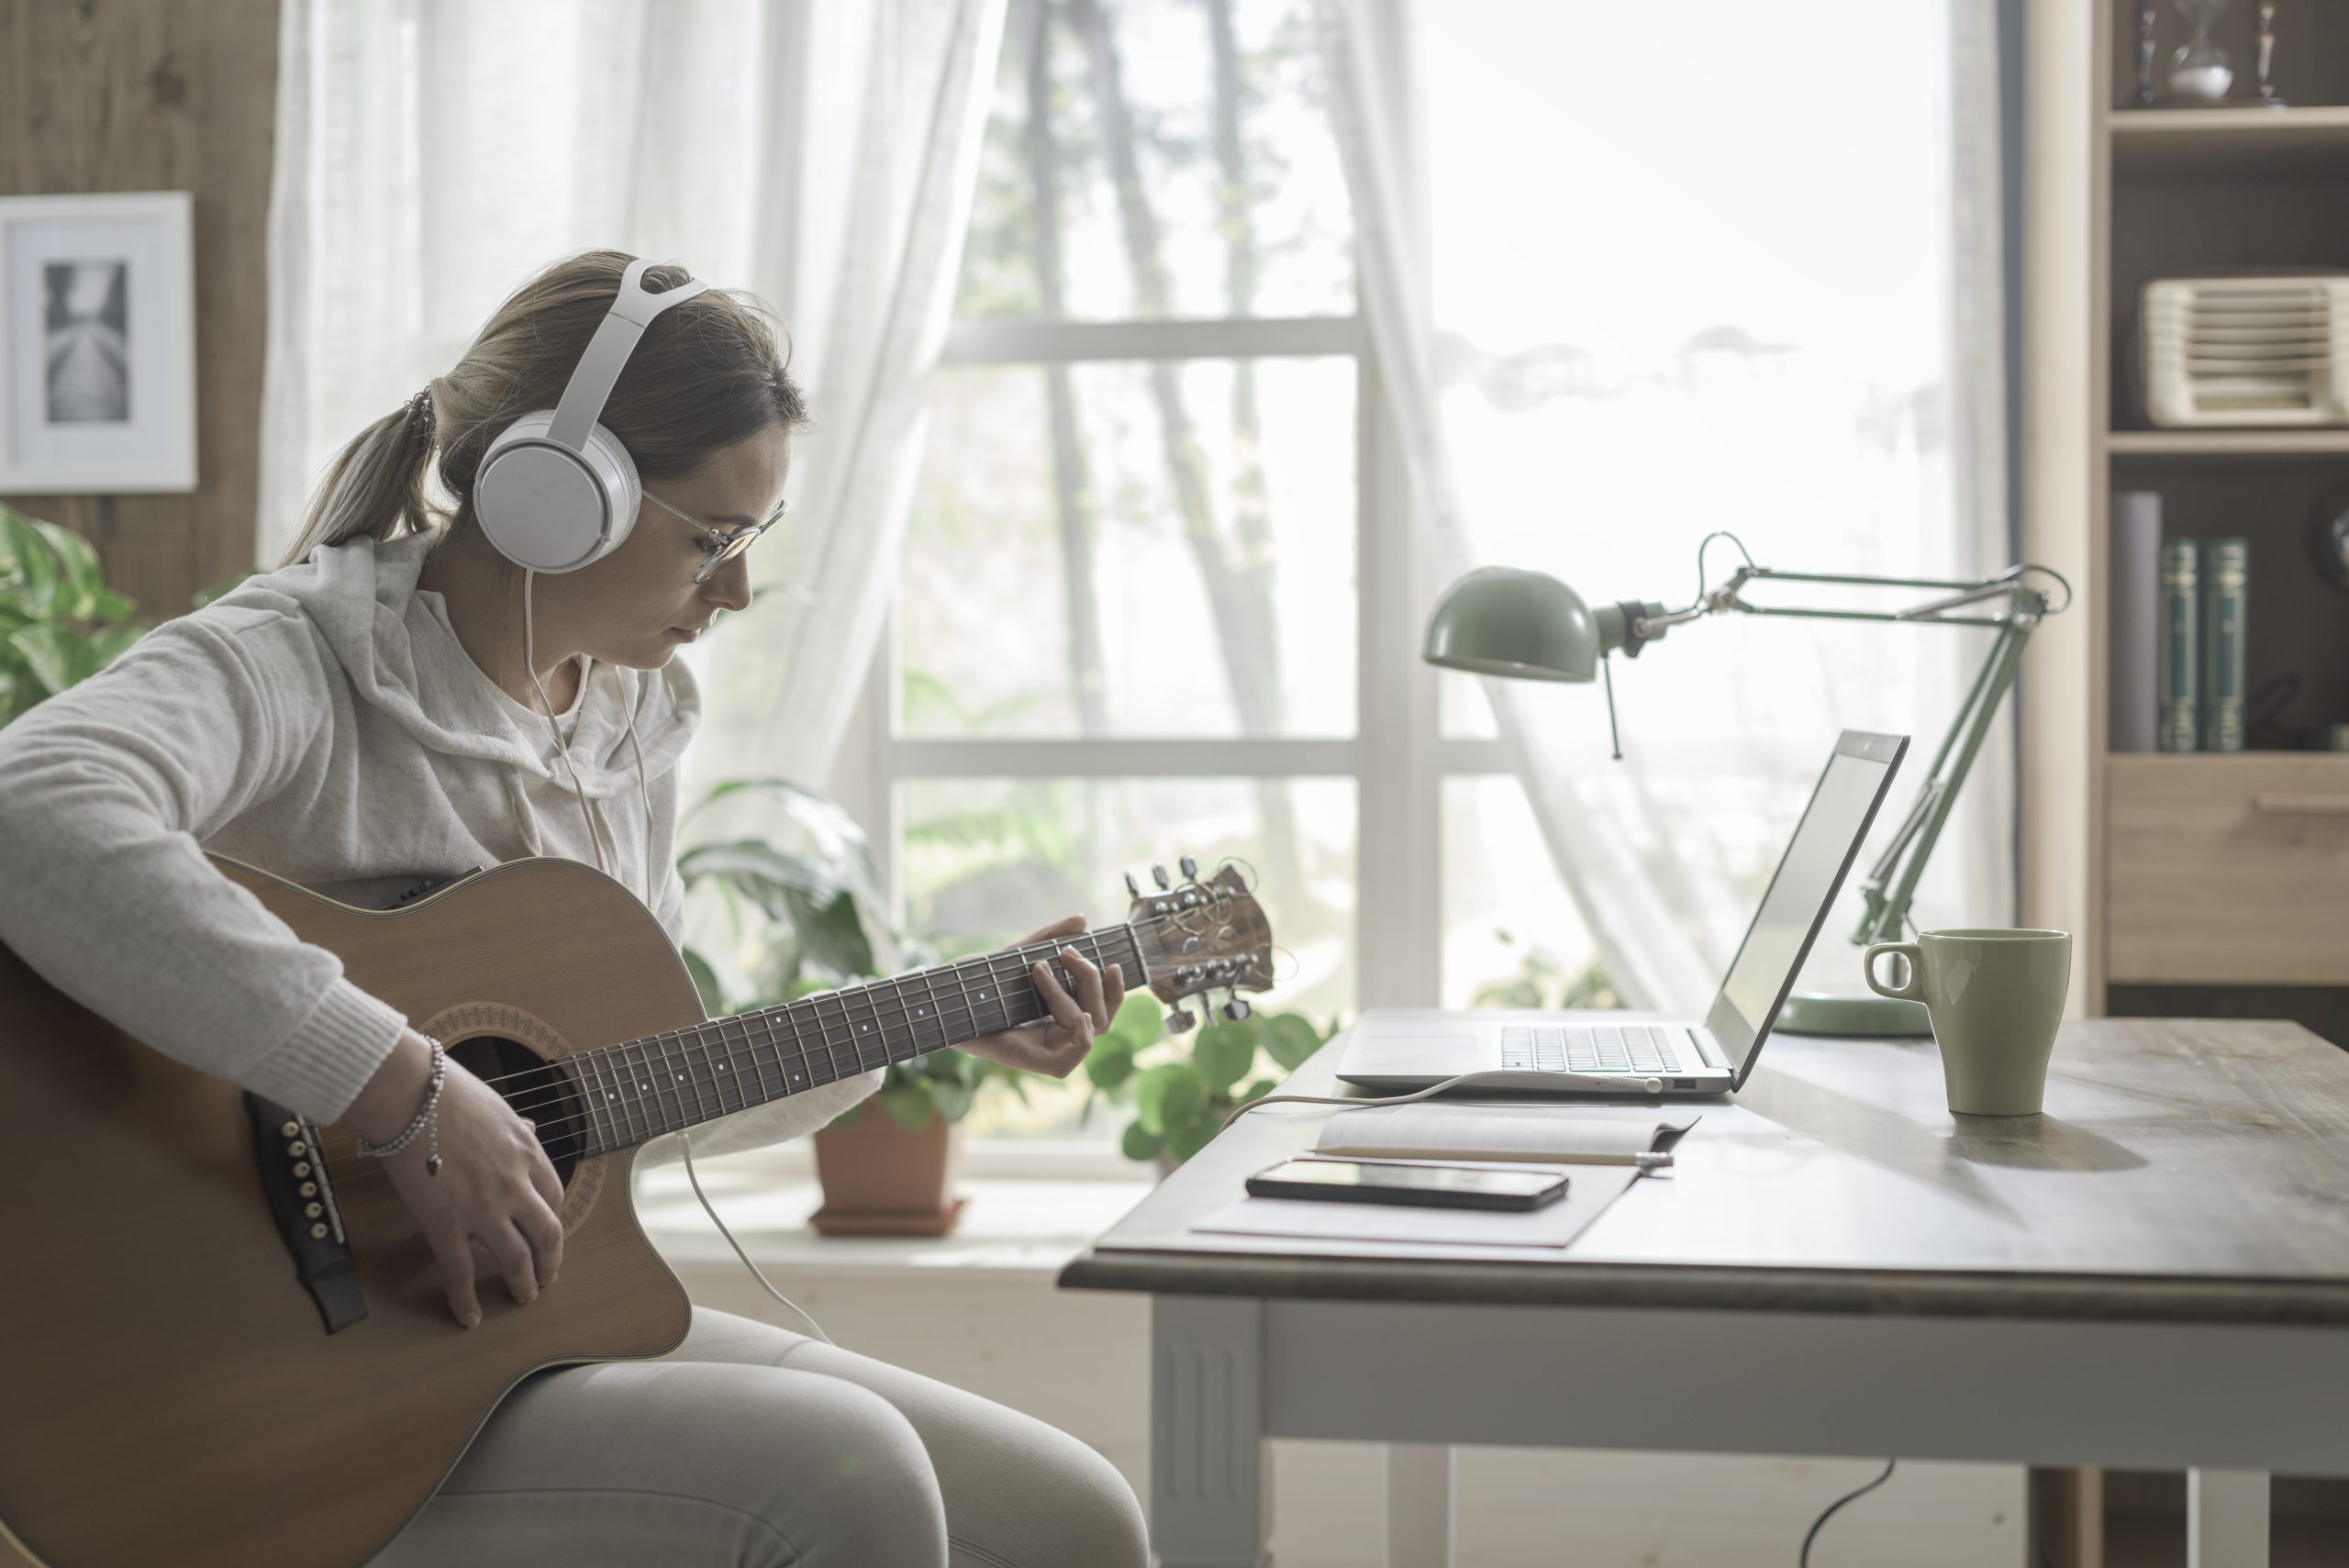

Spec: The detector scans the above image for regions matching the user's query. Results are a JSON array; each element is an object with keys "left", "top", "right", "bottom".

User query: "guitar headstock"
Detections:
[{"left": 1123, "top": 858, "right": 1274, "bottom": 1035}]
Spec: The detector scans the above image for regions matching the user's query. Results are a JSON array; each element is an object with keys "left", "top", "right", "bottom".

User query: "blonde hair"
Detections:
[{"left": 277, "top": 250, "right": 808, "bottom": 570}]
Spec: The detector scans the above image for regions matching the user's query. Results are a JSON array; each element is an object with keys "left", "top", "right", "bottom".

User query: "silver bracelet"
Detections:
[{"left": 354, "top": 1036, "right": 448, "bottom": 1175}]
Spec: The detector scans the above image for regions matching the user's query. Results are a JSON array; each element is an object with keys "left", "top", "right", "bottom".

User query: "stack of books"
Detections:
[{"left": 2112, "top": 492, "right": 2247, "bottom": 753}]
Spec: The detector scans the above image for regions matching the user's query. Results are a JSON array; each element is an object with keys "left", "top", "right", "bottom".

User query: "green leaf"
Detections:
[
  {"left": 1120, "top": 1121, "right": 1164, "bottom": 1162},
  {"left": 1163, "top": 1107, "right": 1220, "bottom": 1164},
  {"left": 1192, "top": 1023, "right": 1256, "bottom": 1092},
  {"left": 1134, "top": 1062, "right": 1206, "bottom": 1137},
  {"left": 86, "top": 619, "right": 145, "bottom": 667},
  {"left": 1084, "top": 1036, "right": 1139, "bottom": 1091},
  {"left": 31, "top": 519, "right": 103, "bottom": 618},
  {"left": 927, "top": 1078, "right": 976, "bottom": 1123},
  {"left": 788, "top": 887, "right": 876, "bottom": 980},
  {"left": 877, "top": 1082, "right": 939, "bottom": 1130},
  {"left": 1100, "top": 992, "right": 1167, "bottom": 1052},
  {"left": 7, "top": 622, "right": 90, "bottom": 698},
  {"left": 1264, "top": 1014, "right": 1325, "bottom": 1071},
  {"left": 1237, "top": 1077, "right": 1277, "bottom": 1105},
  {"left": 192, "top": 573, "right": 251, "bottom": 609},
  {"left": 677, "top": 839, "right": 841, "bottom": 906},
  {"left": 680, "top": 945, "right": 727, "bottom": 1015},
  {"left": 0, "top": 508, "right": 61, "bottom": 616}
]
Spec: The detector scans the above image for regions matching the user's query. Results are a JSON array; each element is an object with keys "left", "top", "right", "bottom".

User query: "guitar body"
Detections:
[{"left": 0, "top": 857, "right": 696, "bottom": 1568}]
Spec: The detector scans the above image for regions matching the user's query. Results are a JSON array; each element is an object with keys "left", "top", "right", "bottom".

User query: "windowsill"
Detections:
[{"left": 636, "top": 1155, "right": 1156, "bottom": 1284}]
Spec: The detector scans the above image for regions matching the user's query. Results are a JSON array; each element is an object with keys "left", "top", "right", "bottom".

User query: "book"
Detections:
[
  {"left": 2199, "top": 538, "right": 2248, "bottom": 752},
  {"left": 2158, "top": 539, "right": 2199, "bottom": 752},
  {"left": 2110, "top": 492, "right": 2162, "bottom": 752}
]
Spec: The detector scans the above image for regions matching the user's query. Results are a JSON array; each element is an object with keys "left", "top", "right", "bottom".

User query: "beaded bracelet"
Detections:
[{"left": 354, "top": 1036, "right": 448, "bottom": 1175}]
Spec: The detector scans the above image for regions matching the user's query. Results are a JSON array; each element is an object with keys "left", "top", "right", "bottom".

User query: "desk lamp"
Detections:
[{"left": 1423, "top": 532, "right": 2071, "bottom": 1037}]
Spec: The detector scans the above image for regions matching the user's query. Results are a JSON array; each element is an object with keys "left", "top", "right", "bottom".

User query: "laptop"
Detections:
[{"left": 1336, "top": 729, "right": 1909, "bottom": 1099}]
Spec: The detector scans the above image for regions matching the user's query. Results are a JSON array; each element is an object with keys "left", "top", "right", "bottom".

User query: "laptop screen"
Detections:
[{"left": 1703, "top": 730, "right": 1907, "bottom": 1086}]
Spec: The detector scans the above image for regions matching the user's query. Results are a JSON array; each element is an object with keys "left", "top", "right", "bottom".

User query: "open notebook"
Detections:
[{"left": 1189, "top": 1107, "right": 1695, "bottom": 1251}]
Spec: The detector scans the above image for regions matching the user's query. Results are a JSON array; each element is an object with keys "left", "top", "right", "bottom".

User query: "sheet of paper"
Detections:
[
  {"left": 1315, "top": 1106, "right": 1695, "bottom": 1165},
  {"left": 1190, "top": 1163, "right": 1645, "bottom": 1250}
]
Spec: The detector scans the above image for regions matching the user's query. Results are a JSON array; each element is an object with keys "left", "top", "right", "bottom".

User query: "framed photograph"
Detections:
[{"left": 0, "top": 191, "right": 197, "bottom": 495}]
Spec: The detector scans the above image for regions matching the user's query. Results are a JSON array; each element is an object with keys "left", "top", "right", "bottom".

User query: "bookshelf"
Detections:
[{"left": 2022, "top": 4, "right": 2349, "bottom": 1563}]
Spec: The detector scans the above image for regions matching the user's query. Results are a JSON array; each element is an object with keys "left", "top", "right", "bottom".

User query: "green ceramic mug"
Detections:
[{"left": 1861, "top": 929, "right": 2072, "bottom": 1116}]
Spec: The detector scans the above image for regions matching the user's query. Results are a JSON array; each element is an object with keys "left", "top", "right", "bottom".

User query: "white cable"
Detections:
[
  {"left": 680, "top": 1131, "right": 835, "bottom": 1347},
  {"left": 523, "top": 569, "right": 609, "bottom": 880},
  {"left": 1220, "top": 1067, "right": 1676, "bottom": 1135}
]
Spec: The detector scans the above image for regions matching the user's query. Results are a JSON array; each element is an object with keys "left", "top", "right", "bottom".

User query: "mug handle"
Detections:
[{"left": 1862, "top": 941, "right": 1926, "bottom": 1002}]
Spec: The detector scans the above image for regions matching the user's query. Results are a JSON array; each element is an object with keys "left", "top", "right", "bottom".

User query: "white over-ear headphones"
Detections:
[{"left": 472, "top": 258, "right": 710, "bottom": 573}]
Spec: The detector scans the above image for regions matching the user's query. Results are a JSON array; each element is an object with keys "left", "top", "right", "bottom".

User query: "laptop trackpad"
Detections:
[{"left": 1352, "top": 1034, "right": 1479, "bottom": 1073}]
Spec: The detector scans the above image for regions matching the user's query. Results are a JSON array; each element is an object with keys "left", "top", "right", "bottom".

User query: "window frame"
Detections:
[{"left": 838, "top": 311, "right": 1515, "bottom": 1172}]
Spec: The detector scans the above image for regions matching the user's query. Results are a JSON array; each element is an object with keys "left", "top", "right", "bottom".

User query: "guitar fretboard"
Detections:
[{"left": 570, "top": 925, "right": 1145, "bottom": 1154}]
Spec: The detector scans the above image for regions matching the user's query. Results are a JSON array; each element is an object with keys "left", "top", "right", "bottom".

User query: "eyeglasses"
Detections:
[{"left": 642, "top": 488, "right": 790, "bottom": 584}]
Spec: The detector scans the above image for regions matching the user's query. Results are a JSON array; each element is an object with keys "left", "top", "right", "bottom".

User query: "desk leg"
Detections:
[
  {"left": 2188, "top": 1470, "right": 2269, "bottom": 1568},
  {"left": 1385, "top": 1444, "right": 1450, "bottom": 1566},
  {"left": 1152, "top": 1296, "right": 1271, "bottom": 1568}
]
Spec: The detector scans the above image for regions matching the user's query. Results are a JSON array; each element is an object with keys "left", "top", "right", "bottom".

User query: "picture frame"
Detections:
[{"left": 0, "top": 191, "right": 197, "bottom": 495}]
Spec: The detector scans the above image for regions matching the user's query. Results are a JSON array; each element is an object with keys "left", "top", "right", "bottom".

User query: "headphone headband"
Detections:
[{"left": 546, "top": 261, "right": 710, "bottom": 452}]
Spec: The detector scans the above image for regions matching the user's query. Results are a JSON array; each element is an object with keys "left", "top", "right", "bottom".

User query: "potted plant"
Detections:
[
  {"left": 676, "top": 777, "right": 1015, "bottom": 1235},
  {"left": 0, "top": 503, "right": 147, "bottom": 724},
  {"left": 1082, "top": 995, "right": 1340, "bottom": 1172}
]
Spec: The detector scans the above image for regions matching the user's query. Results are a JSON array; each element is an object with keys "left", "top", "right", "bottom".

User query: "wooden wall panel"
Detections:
[{"left": 0, "top": 0, "right": 278, "bottom": 623}]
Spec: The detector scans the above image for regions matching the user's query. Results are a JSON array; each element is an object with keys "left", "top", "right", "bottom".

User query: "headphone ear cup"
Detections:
[{"left": 474, "top": 413, "right": 641, "bottom": 573}]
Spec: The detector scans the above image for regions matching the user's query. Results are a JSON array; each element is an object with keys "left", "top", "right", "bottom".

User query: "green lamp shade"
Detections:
[{"left": 1423, "top": 566, "right": 1598, "bottom": 683}]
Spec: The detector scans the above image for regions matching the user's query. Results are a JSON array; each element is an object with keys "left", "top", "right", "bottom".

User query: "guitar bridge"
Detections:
[{"left": 241, "top": 1093, "right": 368, "bottom": 1334}]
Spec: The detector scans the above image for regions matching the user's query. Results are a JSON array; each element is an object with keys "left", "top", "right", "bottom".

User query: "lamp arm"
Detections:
[{"left": 1846, "top": 612, "right": 2037, "bottom": 946}]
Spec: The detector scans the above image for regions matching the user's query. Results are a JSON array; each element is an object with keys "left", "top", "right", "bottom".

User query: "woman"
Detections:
[{"left": 0, "top": 250, "right": 1151, "bottom": 1566}]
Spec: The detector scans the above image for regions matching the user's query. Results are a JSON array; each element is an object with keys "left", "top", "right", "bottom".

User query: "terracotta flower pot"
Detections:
[{"left": 809, "top": 1108, "right": 966, "bottom": 1237}]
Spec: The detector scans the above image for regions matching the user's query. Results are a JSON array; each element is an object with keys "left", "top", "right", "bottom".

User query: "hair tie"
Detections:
[{"left": 406, "top": 385, "right": 437, "bottom": 443}]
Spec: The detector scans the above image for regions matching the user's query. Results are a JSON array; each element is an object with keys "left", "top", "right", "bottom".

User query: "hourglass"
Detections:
[{"left": 2165, "top": 0, "right": 2234, "bottom": 102}]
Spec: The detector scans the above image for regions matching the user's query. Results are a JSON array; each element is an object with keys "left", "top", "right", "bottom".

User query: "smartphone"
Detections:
[{"left": 1244, "top": 1156, "right": 1569, "bottom": 1211}]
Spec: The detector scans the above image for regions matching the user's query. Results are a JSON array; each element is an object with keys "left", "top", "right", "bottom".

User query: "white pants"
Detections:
[{"left": 373, "top": 1307, "right": 1150, "bottom": 1567}]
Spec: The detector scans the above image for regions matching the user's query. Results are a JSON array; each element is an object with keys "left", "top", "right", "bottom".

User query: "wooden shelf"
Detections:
[
  {"left": 2108, "top": 429, "right": 2349, "bottom": 459},
  {"left": 2110, "top": 105, "right": 2349, "bottom": 178}
]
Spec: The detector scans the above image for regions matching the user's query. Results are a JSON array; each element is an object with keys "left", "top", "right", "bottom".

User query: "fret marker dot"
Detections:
[
  {"left": 917, "top": 1008, "right": 927, "bottom": 1017},
  {"left": 639, "top": 1082, "right": 650, "bottom": 1091},
  {"left": 718, "top": 1063, "right": 728, "bottom": 1072},
  {"left": 861, "top": 1024, "right": 870, "bottom": 1033}
]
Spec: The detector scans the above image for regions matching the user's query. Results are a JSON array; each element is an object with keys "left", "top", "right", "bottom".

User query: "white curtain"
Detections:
[
  {"left": 1321, "top": 0, "right": 2014, "bottom": 1010},
  {"left": 259, "top": 0, "right": 1006, "bottom": 806}
]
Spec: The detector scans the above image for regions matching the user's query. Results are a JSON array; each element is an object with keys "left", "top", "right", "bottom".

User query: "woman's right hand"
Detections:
[{"left": 351, "top": 1028, "right": 566, "bottom": 1328}]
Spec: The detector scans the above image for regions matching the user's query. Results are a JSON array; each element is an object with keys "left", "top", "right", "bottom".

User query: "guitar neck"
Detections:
[{"left": 572, "top": 925, "right": 1146, "bottom": 1154}]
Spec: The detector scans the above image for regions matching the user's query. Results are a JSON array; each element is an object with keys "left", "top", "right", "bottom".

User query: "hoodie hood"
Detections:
[{"left": 220, "top": 530, "right": 701, "bottom": 802}]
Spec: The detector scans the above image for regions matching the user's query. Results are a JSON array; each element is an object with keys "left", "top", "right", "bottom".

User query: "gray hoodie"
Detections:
[{"left": 0, "top": 529, "right": 874, "bottom": 1152}]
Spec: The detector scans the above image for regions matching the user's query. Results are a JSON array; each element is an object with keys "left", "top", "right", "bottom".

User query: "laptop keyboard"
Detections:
[{"left": 1500, "top": 1024, "right": 1687, "bottom": 1075}]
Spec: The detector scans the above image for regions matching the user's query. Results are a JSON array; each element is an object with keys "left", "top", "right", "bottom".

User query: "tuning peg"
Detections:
[
  {"left": 1220, "top": 995, "right": 1252, "bottom": 1023},
  {"left": 1179, "top": 854, "right": 1198, "bottom": 881},
  {"left": 1152, "top": 864, "right": 1171, "bottom": 890},
  {"left": 1165, "top": 1006, "right": 1198, "bottom": 1034},
  {"left": 1124, "top": 870, "right": 1141, "bottom": 898}
]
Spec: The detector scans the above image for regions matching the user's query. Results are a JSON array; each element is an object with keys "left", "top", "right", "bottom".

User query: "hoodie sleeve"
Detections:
[{"left": 0, "top": 610, "right": 408, "bottom": 1123}]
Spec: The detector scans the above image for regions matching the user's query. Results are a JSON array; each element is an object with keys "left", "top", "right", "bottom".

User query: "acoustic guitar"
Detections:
[{"left": 0, "top": 852, "right": 1273, "bottom": 1568}]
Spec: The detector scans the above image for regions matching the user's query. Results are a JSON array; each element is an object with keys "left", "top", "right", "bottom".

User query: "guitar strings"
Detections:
[
  {"left": 312, "top": 902, "right": 1258, "bottom": 1186},
  {"left": 316, "top": 974, "right": 1055, "bottom": 1178},
  {"left": 333, "top": 922, "right": 1149, "bottom": 1127}
]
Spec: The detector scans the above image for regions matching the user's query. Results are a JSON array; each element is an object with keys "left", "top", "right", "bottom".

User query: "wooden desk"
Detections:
[{"left": 1060, "top": 1018, "right": 2349, "bottom": 1568}]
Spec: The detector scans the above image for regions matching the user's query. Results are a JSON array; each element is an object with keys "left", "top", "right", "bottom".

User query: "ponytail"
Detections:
[
  {"left": 273, "top": 250, "right": 807, "bottom": 574},
  {"left": 275, "top": 383, "right": 443, "bottom": 570}
]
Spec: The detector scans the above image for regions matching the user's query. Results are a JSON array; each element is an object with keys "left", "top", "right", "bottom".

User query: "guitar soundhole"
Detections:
[{"left": 446, "top": 1035, "right": 588, "bottom": 1187}]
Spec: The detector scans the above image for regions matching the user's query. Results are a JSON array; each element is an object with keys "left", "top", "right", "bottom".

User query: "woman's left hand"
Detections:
[{"left": 959, "top": 914, "right": 1124, "bottom": 1079}]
